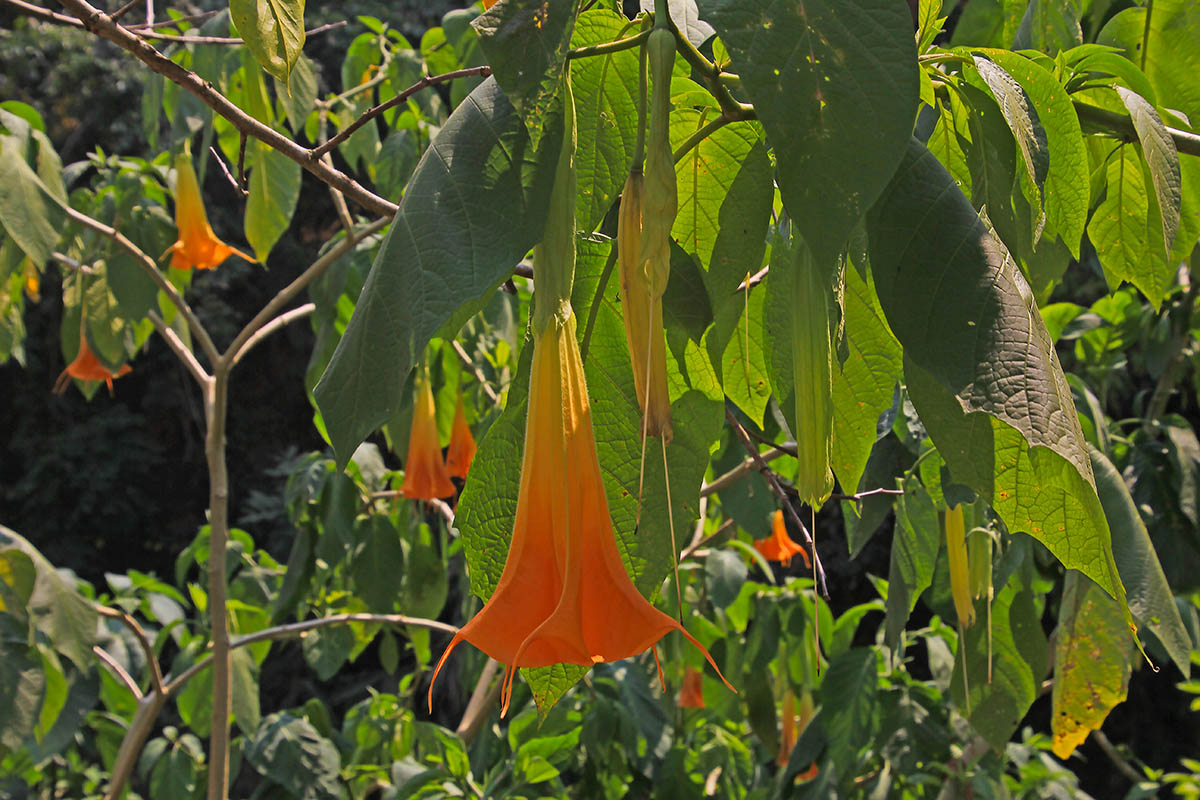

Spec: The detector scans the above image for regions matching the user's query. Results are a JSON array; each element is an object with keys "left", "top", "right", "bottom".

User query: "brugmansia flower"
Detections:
[
  {"left": 445, "top": 392, "right": 476, "bottom": 480},
  {"left": 944, "top": 504, "right": 975, "bottom": 628},
  {"left": 678, "top": 666, "right": 705, "bottom": 708},
  {"left": 53, "top": 331, "right": 131, "bottom": 395},
  {"left": 778, "top": 688, "right": 819, "bottom": 780},
  {"left": 167, "top": 152, "right": 253, "bottom": 271},
  {"left": 429, "top": 313, "right": 731, "bottom": 714},
  {"left": 400, "top": 369, "right": 455, "bottom": 500},
  {"left": 755, "top": 510, "right": 811, "bottom": 568}
]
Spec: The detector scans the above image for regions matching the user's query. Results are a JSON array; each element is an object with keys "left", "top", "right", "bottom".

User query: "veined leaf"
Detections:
[
  {"left": 230, "top": 0, "right": 305, "bottom": 83},
  {"left": 1115, "top": 86, "right": 1182, "bottom": 255},
  {"left": 884, "top": 476, "right": 939, "bottom": 650},
  {"left": 246, "top": 139, "right": 301, "bottom": 263},
  {"left": 869, "top": 139, "right": 1124, "bottom": 602},
  {"left": 315, "top": 78, "right": 560, "bottom": 466},
  {"left": 700, "top": 0, "right": 918, "bottom": 266}
]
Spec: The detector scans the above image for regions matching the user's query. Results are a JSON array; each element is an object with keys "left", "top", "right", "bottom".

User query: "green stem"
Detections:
[
  {"left": 630, "top": 29, "right": 649, "bottom": 170},
  {"left": 654, "top": 0, "right": 670, "bottom": 29},
  {"left": 580, "top": 243, "right": 619, "bottom": 363},
  {"left": 1140, "top": 0, "right": 1153, "bottom": 72},
  {"left": 670, "top": 21, "right": 749, "bottom": 117},
  {"left": 672, "top": 110, "right": 755, "bottom": 164},
  {"left": 567, "top": 28, "right": 650, "bottom": 60},
  {"left": 204, "top": 368, "right": 231, "bottom": 800}
]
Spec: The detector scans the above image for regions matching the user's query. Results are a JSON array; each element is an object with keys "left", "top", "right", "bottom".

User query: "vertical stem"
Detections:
[{"left": 205, "top": 367, "right": 232, "bottom": 800}]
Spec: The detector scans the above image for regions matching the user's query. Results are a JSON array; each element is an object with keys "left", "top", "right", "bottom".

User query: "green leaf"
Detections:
[
  {"left": 711, "top": 281, "right": 769, "bottom": 424},
  {"left": 400, "top": 528, "right": 448, "bottom": 620},
  {"left": 0, "top": 629, "right": 44, "bottom": 752},
  {"left": 1090, "top": 446, "right": 1192, "bottom": 676},
  {"left": 950, "top": 0, "right": 1026, "bottom": 48},
  {"left": 951, "top": 575, "right": 1048, "bottom": 751},
  {"left": 1115, "top": 85, "right": 1182, "bottom": 255},
  {"left": 1050, "top": 570, "right": 1131, "bottom": 759},
  {"left": 1012, "top": 0, "right": 1083, "bottom": 54},
  {"left": 245, "top": 712, "right": 345, "bottom": 800},
  {"left": 315, "top": 78, "right": 560, "bottom": 466},
  {"left": 979, "top": 49, "right": 1089, "bottom": 257},
  {"left": 701, "top": 0, "right": 918, "bottom": 265},
  {"left": 245, "top": 140, "right": 300, "bottom": 262},
  {"left": 884, "top": 477, "right": 939, "bottom": 650},
  {"left": 570, "top": 9, "right": 641, "bottom": 232},
  {"left": 820, "top": 648, "right": 877, "bottom": 779},
  {"left": 1099, "top": 3, "right": 1200, "bottom": 132},
  {"left": 0, "top": 119, "right": 63, "bottom": 267},
  {"left": 831, "top": 264, "right": 902, "bottom": 503},
  {"left": 472, "top": 0, "right": 583, "bottom": 150},
  {"left": 1087, "top": 144, "right": 1171, "bottom": 308},
  {"left": 705, "top": 549, "right": 748, "bottom": 609},
  {"left": 351, "top": 516, "right": 405, "bottom": 613},
  {"left": 230, "top": 0, "right": 305, "bottom": 83},
  {"left": 276, "top": 54, "right": 318, "bottom": 134},
  {"left": 869, "top": 139, "right": 1124, "bottom": 600},
  {"left": 231, "top": 647, "right": 261, "bottom": 735}
]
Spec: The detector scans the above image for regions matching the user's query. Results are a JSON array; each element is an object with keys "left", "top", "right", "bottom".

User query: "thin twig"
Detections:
[
  {"left": 830, "top": 487, "right": 904, "bottom": 502},
  {"left": 95, "top": 604, "right": 165, "bottom": 695},
  {"left": 3, "top": 0, "right": 84, "bottom": 27},
  {"left": 54, "top": 0, "right": 397, "bottom": 217},
  {"left": 738, "top": 265, "right": 769, "bottom": 291},
  {"left": 104, "top": 693, "right": 167, "bottom": 800},
  {"left": 134, "top": 19, "right": 344, "bottom": 44},
  {"left": 92, "top": 645, "right": 142, "bottom": 699},
  {"left": 49, "top": 251, "right": 99, "bottom": 275},
  {"left": 452, "top": 339, "right": 500, "bottom": 405},
  {"left": 700, "top": 446, "right": 788, "bottom": 497},
  {"left": 456, "top": 658, "right": 501, "bottom": 744},
  {"left": 124, "top": 8, "right": 219, "bottom": 29},
  {"left": 681, "top": 517, "right": 736, "bottom": 561},
  {"left": 63, "top": 204, "right": 220, "bottom": 366},
  {"left": 1093, "top": 730, "right": 1143, "bottom": 783},
  {"left": 311, "top": 66, "right": 492, "bottom": 160},
  {"left": 147, "top": 310, "right": 210, "bottom": 386},
  {"left": 580, "top": 241, "right": 618, "bottom": 362},
  {"left": 225, "top": 217, "right": 390, "bottom": 366},
  {"left": 163, "top": 613, "right": 459, "bottom": 696},
  {"left": 740, "top": 425, "right": 797, "bottom": 456},
  {"left": 513, "top": 262, "right": 534, "bottom": 280},
  {"left": 672, "top": 109, "right": 755, "bottom": 164},
  {"left": 235, "top": 133, "right": 248, "bottom": 194},
  {"left": 108, "top": 0, "right": 136, "bottom": 22},
  {"left": 1075, "top": 100, "right": 1200, "bottom": 158},
  {"left": 230, "top": 304, "right": 314, "bottom": 366},
  {"left": 725, "top": 405, "right": 829, "bottom": 599},
  {"left": 208, "top": 145, "right": 244, "bottom": 196}
]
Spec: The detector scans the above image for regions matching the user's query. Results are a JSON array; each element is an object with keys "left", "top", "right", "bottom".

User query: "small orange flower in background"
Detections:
[
  {"left": 778, "top": 688, "right": 819, "bottom": 780},
  {"left": 445, "top": 391, "right": 476, "bottom": 480},
  {"left": 430, "top": 312, "right": 732, "bottom": 714},
  {"left": 167, "top": 152, "right": 253, "bottom": 271},
  {"left": 53, "top": 331, "right": 131, "bottom": 395},
  {"left": 400, "top": 369, "right": 456, "bottom": 501},
  {"left": 755, "top": 510, "right": 811, "bottom": 568},
  {"left": 678, "top": 666, "right": 705, "bottom": 708}
]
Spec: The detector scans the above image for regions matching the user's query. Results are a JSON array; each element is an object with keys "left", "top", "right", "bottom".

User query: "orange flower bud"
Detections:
[
  {"left": 445, "top": 392, "right": 477, "bottom": 480},
  {"left": 754, "top": 510, "right": 811, "bottom": 568},
  {"left": 400, "top": 370, "right": 455, "bottom": 501},
  {"left": 678, "top": 666, "right": 705, "bottom": 708}
]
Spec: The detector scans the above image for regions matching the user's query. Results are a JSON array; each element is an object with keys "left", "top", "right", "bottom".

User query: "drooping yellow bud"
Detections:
[{"left": 945, "top": 504, "right": 975, "bottom": 628}]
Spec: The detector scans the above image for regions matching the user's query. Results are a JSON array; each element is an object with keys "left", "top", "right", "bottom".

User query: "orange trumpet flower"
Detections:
[
  {"left": 167, "top": 152, "right": 253, "bottom": 271},
  {"left": 430, "top": 312, "right": 731, "bottom": 714},
  {"left": 678, "top": 666, "right": 705, "bottom": 708},
  {"left": 445, "top": 392, "right": 476, "bottom": 480},
  {"left": 778, "top": 688, "right": 819, "bottom": 780},
  {"left": 755, "top": 510, "right": 811, "bottom": 568},
  {"left": 400, "top": 369, "right": 455, "bottom": 500},
  {"left": 53, "top": 331, "right": 131, "bottom": 395}
]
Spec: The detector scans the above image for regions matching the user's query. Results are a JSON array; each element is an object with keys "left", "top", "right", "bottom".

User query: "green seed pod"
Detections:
[
  {"left": 639, "top": 26, "right": 676, "bottom": 300},
  {"left": 968, "top": 528, "right": 993, "bottom": 602},
  {"left": 790, "top": 243, "right": 835, "bottom": 509}
]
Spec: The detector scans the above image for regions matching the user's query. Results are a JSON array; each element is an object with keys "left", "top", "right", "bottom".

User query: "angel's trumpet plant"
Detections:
[
  {"left": 430, "top": 70, "right": 730, "bottom": 716},
  {"left": 788, "top": 239, "right": 835, "bottom": 509},
  {"left": 755, "top": 509, "right": 812, "bottom": 569},
  {"left": 400, "top": 368, "right": 455, "bottom": 501},
  {"left": 445, "top": 391, "right": 476, "bottom": 480},
  {"left": 167, "top": 152, "right": 253, "bottom": 271},
  {"left": 53, "top": 328, "right": 131, "bottom": 395}
]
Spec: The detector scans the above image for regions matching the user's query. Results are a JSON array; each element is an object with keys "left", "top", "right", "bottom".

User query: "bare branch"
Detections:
[
  {"left": 456, "top": 658, "right": 502, "bottom": 744},
  {"left": 62, "top": 204, "right": 220, "bottom": 366},
  {"left": 54, "top": 0, "right": 398, "bottom": 217},
  {"left": 311, "top": 66, "right": 493, "bottom": 161},
  {"left": 681, "top": 517, "right": 736, "bottom": 561},
  {"left": 831, "top": 487, "right": 903, "bottom": 502},
  {"left": 225, "top": 216, "right": 390, "bottom": 365},
  {"left": 134, "top": 19, "right": 344, "bottom": 44},
  {"left": 92, "top": 645, "right": 142, "bottom": 699},
  {"left": 96, "top": 604, "right": 165, "bottom": 695},
  {"left": 208, "top": 144, "right": 245, "bottom": 197},
  {"left": 701, "top": 446, "right": 788, "bottom": 497},
  {"left": 230, "top": 303, "right": 314, "bottom": 366},
  {"left": 147, "top": 311, "right": 210, "bottom": 385},
  {"left": 452, "top": 339, "right": 501, "bottom": 405}
]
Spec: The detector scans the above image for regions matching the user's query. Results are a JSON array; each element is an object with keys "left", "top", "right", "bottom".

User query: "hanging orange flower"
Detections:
[
  {"left": 778, "top": 688, "right": 819, "bottom": 780},
  {"left": 445, "top": 392, "right": 477, "bottom": 480},
  {"left": 53, "top": 331, "right": 131, "bottom": 395},
  {"left": 755, "top": 510, "right": 811, "bottom": 568},
  {"left": 678, "top": 666, "right": 705, "bottom": 708},
  {"left": 400, "top": 369, "right": 456, "bottom": 500},
  {"left": 167, "top": 152, "right": 253, "bottom": 271},
  {"left": 429, "top": 312, "right": 732, "bottom": 714}
]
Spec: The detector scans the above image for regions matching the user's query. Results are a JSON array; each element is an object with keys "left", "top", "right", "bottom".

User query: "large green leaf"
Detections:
[
  {"left": 950, "top": 573, "right": 1048, "bottom": 751},
  {"left": 570, "top": 9, "right": 640, "bottom": 233},
  {"left": 454, "top": 237, "right": 722, "bottom": 714},
  {"left": 869, "top": 139, "right": 1123, "bottom": 599},
  {"left": 831, "top": 264, "right": 902, "bottom": 501},
  {"left": 1116, "top": 85, "right": 1182, "bottom": 256},
  {"left": 1087, "top": 144, "right": 1171, "bottom": 308},
  {"left": 700, "top": 0, "right": 918, "bottom": 266},
  {"left": 978, "top": 49, "right": 1089, "bottom": 257},
  {"left": 820, "top": 648, "right": 877, "bottom": 780},
  {"left": 230, "top": 0, "right": 305, "bottom": 83},
  {"left": 473, "top": 0, "right": 583, "bottom": 150},
  {"left": 1050, "top": 570, "right": 1131, "bottom": 759},
  {"left": 1090, "top": 446, "right": 1192, "bottom": 676},
  {"left": 1012, "top": 0, "right": 1083, "bottom": 54},
  {"left": 884, "top": 477, "right": 939, "bottom": 650},
  {"left": 244, "top": 712, "right": 344, "bottom": 800},
  {"left": 0, "top": 112, "right": 64, "bottom": 268},
  {"left": 315, "top": 78, "right": 560, "bottom": 466},
  {"left": 245, "top": 139, "right": 301, "bottom": 262}
]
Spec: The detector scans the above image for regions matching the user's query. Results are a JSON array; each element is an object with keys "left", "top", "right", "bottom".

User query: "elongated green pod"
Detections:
[
  {"left": 789, "top": 243, "right": 835, "bottom": 508},
  {"left": 968, "top": 528, "right": 993, "bottom": 602},
  {"left": 945, "top": 505, "right": 975, "bottom": 629}
]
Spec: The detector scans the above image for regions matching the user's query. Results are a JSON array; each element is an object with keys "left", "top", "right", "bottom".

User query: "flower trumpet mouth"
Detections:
[
  {"left": 429, "top": 311, "right": 731, "bottom": 714},
  {"left": 755, "top": 509, "right": 811, "bottom": 568},
  {"left": 53, "top": 331, "right": 131, "bottom": 396},
  {"left": 445, "top": 391, "right": 476, "bottom": 480},
  {"left": 167, "top": 152, "right": 254, "bottom": 271}
]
